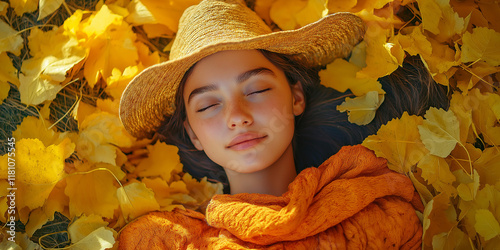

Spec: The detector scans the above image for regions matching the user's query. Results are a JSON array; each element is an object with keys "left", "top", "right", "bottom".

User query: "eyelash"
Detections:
[{"left": 196, "top": 88, "right": 271, "bottom": 112}]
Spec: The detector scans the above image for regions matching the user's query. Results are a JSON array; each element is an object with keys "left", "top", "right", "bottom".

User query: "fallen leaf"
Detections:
[
  {"left": 418, "top": 154, "right": 457, "bottom": 196},
  {"left": 67, "top": 227, "right": 115, "bottom": 250},
  {"left": 9, "top": 0, "right": 37, "bottom": 16},
  {"left": 422, "top": 193, "right": 458, "bottom": 247},
  {"left": 461, "top": 27, "right": 500, "bottom": 67},
  {"left": 0, "top": 52, "right": 19, "bottom": 88},
  {"left": 270, "top": 0, "right": 307, "bottom": 30},
  {"left": 134, "top": 141, "right": 183, "bottom": 181},
  {"left": 418, "top": 107, "right": 461, "bottom": 158},
  {"left": 117, "top": 182, "right": 160, "bottom": 221},
  {"left": 336, "top": 91, "right": 385, "bottom": 125},
  {"left": 0, "top": 19, "right": 23, "bottom": 55},
  {"left": 38, "top": 0, "right": 64, "bottom": 20},
  {"left": 137, "top": 0, "right": 200, "bottom": 32},
  {"left": 475, "top": 209, "right": 500, "bottom": 240},
  {"left": 362, "top": 112, "right": 428, "bottom": 174},
  {"left": 67, "top": 214, "right": 109, "bottom": 243},
  {"left": 319, "top": 58, "right": 384, "bottom": 96}
]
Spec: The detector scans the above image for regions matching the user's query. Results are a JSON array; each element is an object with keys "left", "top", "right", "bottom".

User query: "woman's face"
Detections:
[{"left": 183, "top": 50, "right": 305, "bottom": 173}]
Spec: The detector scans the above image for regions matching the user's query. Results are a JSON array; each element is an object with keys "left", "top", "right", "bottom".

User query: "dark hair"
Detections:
[{"left": 158, "top": 51, "right": 449, "bottom": 193}]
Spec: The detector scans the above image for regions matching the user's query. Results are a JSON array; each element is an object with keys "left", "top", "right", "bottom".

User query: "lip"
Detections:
[{"left": 227, "top": 132, "right": 267, "bottom": 151}]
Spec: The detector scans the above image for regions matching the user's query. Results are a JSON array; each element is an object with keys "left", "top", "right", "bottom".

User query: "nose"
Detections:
[{"left": 226, "top": 99, "right": 253, "bottom": 128}]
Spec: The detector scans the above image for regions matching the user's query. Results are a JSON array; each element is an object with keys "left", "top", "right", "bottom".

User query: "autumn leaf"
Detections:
[
  {"left": 136, "top": 0, "right": 200, "bottom": 33},
  {"left": 417, "top": 0, "right": 469, "bottom": 42},
  {"left": 0, "top": 19, "right": 23, "bottom": 55},
  {"left": 76, "top": 111, "right": 135, "bottom": 165},
  {"left": 456, "top": 170, "right": 479, "bottom": 201},
  {"left": 67, "top": 214, "right": 109, "bottom": 243},
  {"left": 418, "top": 107, "right": 461, "bottom": 158},
  {"left": 9, "top": 0, "right": 38, "bottom": 15},
  {"left": 64, "top": 166, "right": 119, "bottom": 219},
  {"left": 19, "top": 27, "right": 87, "bottom": 105},
  {"left": 134, "top": 141, "right": 183, "bottom": 181},
  {"left": 469, "top": 89, "right": 500, "bottom": 145},
  {"left": 475, "top": 209, "right": 500, "bottom": 240},
  {"left": 270, "top": 0, "right": 307, "bottom": 30},
  {"left": 67, "top": 227, "right": 115, "bottom": 250},
  {"left": 117, "top": 182, "right": 160, "bottom": 221},
  {"left": 12, "top": 116, "right": 69, "bottom": 147},
  {"left": 38, "top": 0, "right": 64, "bottom": 20},
  {"left": 0, "top": 52, "right": 19, "bottom": 89},
  {"left": 418, "top": 154, "right": 456, "bottom": 196},
  {"left": 362, "top": 112, "right": 428, "bottom": 174},
  {"left": 294, "top": 0, "right": 328, "bottom": 27},
  {"left": 422, "top": 193, "right": 458, "bottom": 247},
  {"left": 474, "top": 147, "right": 500, "bottom": 186},
  {"left": 336, "top": 91, "right": 385, "bottom": 125},
  {"left": 319, "top": 58, "right": 384, "bottom": 96},
  {"left": 461, "top": 27, "right": 500, "bottom": 67},
  {"left": 0, "top": 2, "right": 8, "bottom": 16},
  {"left": 2, "top": 138, "right": 74, "bottom": 211}
]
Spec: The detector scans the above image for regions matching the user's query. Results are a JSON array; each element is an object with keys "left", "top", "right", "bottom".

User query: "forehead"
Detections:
[{"left": 183, "top": 50, "right": 278, "bottom": 88}]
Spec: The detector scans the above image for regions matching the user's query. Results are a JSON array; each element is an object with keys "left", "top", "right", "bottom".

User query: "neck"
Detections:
[{"left": 225, "top": 144, "right": 297, "bottom": 196}]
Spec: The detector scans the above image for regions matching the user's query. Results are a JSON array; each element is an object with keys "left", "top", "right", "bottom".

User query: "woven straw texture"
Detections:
[{"left": 119, "top": 0, "right": 365, "bottom": 139}]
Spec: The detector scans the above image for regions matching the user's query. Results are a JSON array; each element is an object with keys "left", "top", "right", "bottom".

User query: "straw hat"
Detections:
[{"left": 119, "top": 0, "right": 365, "bottom": 139}]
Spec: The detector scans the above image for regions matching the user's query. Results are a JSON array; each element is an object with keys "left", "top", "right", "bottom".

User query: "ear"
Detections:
[
  {"left": 183, "top": 120, "right": 204, "bottom": 150},
  {"left": 291, "top": 82, "right": 306, "bottom": 116}
]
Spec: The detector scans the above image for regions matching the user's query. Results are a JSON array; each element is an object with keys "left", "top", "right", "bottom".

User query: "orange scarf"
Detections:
[{"left": 118, "top": 145, "right": 423, "bottom": 249}]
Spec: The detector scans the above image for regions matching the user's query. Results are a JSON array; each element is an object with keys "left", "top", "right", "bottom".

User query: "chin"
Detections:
[{"left": 222, "top": 158, "right": 273, "bottom": 174}]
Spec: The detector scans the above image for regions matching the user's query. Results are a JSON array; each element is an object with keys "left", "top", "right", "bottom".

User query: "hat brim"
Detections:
[{"left": 120, "top": 12, "right": 365, "bottom": 139}]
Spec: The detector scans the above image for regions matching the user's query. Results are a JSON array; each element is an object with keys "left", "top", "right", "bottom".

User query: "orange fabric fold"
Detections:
[{"left": 118, "top": 145, "right": 423, "bottom": 249}]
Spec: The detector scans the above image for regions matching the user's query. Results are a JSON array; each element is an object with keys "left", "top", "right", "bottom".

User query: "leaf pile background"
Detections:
[{"left": 0, "top": 0, "right": 499, "bottom": 249}]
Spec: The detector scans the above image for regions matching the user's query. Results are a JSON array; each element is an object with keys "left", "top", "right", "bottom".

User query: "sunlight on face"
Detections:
[{"left": 183, "top": 50, "right": 305, "bottom": 173}]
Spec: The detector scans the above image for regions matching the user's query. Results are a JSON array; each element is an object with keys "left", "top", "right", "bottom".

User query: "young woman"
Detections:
[{"left": 118, "top": 0, "right": 447, "bottom": 248}]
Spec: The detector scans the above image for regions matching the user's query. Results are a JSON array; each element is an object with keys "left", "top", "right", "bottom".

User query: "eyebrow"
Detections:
[{"left": 187, "top": 67, "right": 276, "bottom": 104}]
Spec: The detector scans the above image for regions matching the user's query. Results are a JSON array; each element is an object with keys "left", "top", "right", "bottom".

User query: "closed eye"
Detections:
[
  {"left": 197, "top": 103, "right": 218, "bottom": 112},
  {"left": 248, "top": 88, "right": 271, "bottom": 96}
]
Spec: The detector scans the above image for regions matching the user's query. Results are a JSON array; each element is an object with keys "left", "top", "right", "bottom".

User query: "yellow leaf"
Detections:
[
  {"left": 138, "top": 0, "right": 200, "bottom": 32},
  {"left": 254, "top": 0, "right": 276, "bottom": 24},
  {"left": 0, "top": 20, "right": 23, "bottom": 55},
  {"left": 76, "top": 111, "right": 135, "bottom": 165},
  {"left": 355, "top": 14, "right": 401, "bottom": 79},
  {"left": 328, "top": 0, "right": 356, "bottom": 12},
  {"left": 418, "top": 154, "right": 456, "bottom": 195},
  {"left": 12, "top": 116, "right": 69, "bottom": 147},
  {"left": 117, "top": 182, "right": 160, "bottom": 220},
  {"left": 0, "top": 52, "right": 20, "bottom": 88},
  {"left": 409, "top": 171, "right": 434, "bottom": 206},
  {"left": 449, "top": 93, "right": 473, "bottom": 143},
  {"left": 393, "top": 25, "right": 432, "bottom": 57},
  {"left": 141, "top": 23, "right": 174, "bottom": 38},
  {"left": 417, "top": 0, "right": 468, "bottom": 42},
  {"left": 1, "top": 138, "right": 74, "bottom": 210},
  {"left": 142, "top": 177, "right": 177, "bottom": 209},
  {"left": 456, "top": 170, "right": 480, "bottom": 201},
  {"left": 83, "top": 21, "right": 138, "bottom": 88},
  {"left": 19, "top": 28, "right": 87, "bottom": 105},
  {"left": 362, "top": 112, "right": 428, "bottom": 174},
  {"left": 422, "top": 193, "right": 457, "bottom": 247},
  {"left": 0, "top": 239, "right": 21, "bottom": 250},
  {"left": 420, "top": 37, "right": 460, "bottom": 86},
  {"left": 25, "top": 208, "right": 48, "bottom": 237},
  {"left": 67, "top": 227, "right": 115, "bottom": 250},
  {"left": 270, "top": 0, "right": 307, "bottom": 30},
  {"left": 82, "top": 4, "right": 122, "bottom": 37},
  {"left": 105, "top": 65, "right": 142, "bottom": 100},
  {"left": 9, "top": 0, "right": 37, "bottom": 16},
  {"left": 449, "top": 143, "right": 480, "bottom": 175},
  {"left": 0, "top": 1, "right": 8, "bottom": 16},
  {"left": 126, "top": 0, "right": 156, "bottom": 25},
  {"left": 432, "top": 227, "right": 471, "bottom": 250},
  {"left": 319, "top": 58, "right": 384, "bottom": 96},
  {"left": 65, "top": 168, "right": 119, "bottom": 219},
  {"left": 474, "top": 147, "right": 500, "bottom": 186},
  {"left": 475, "top": 209, "right": 500, "bottom": 240},
  {"left": 72, "top": 99, "right": 97, "bottom": 129},
  {"left": 294, "top": 0, "right": 328, "bottom": 27},
  {"left": 336, "top": 91, "right": 385, "bottom": 125},
  {"left": 183, "top": 173, "right": 223, "bottom": 206},
  {"left": 134, "top": 141, "right": 183, "bottom": 181},
  {"left": 67, "top": 214, "right": 109, "bottom": 243},
  {"left": 469, "top": 89, "right": 500, "bottom": 145},
  {"left": 462, "top": 27, "right": 500, "bottom": 66},
  {"left": 418, "top": 107, "right": 461, "bottom": 158},
  {"left": 38, "top": 0, "right": 64, "bottom": 20}
]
